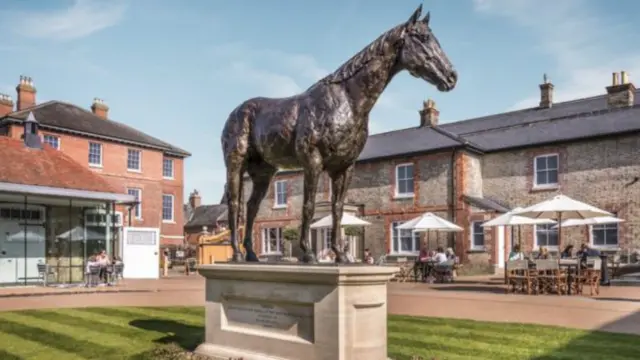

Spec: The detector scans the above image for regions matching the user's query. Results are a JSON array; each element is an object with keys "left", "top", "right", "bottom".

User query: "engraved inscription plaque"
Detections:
[{"left": 222, "top": 300, "right": 314, "bottom": 342}]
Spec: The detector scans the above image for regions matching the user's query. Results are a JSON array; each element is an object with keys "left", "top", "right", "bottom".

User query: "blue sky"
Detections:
[{"left": 1, "top": 0, "right": 639, "bottom": 203}]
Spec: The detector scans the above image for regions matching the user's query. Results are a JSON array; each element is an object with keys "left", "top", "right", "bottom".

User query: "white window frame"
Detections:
[
  {"left": 261, "top": 227, "right": 283, "bottom": 254},
  {"left": 88, "top": 142, "right": 103, "bottom": 167},
  {"left": 127, "top": 188, "right": 142, "bottom": 219},
  {"left": 533, "top": 153, "right": 559, "bottom": 188},
  {"left": 43, "top": 134, "right": 60, "bottom": 150},
  {"left": 390, "top": 221, "right": 420, "bottom": 255},
  {"left": 394, "top": 163, "right": 415, "bottom": 198},
  {"left": 320, "top": 228, "right": 331, "bottom": 250},
  {"left": 534, "top": 223, "right": 559, "bottom": 250},
  {"left": 590, "top": 223, "right": 619, "bottom": 249},
  {"left": 162, "top": 194, "right": 175, "bottom": 222},
  {"left": 273, "top": 180, "right": 287, "bottom": 208},
  {"left": 470, "top": 221, "right": 485, "bottom": 250},
  {"left": 127, "top": 149, "right": 142, "bottom": 172},
  {"left": 162, "top": 158, "right": 174, "bottom": 179}
]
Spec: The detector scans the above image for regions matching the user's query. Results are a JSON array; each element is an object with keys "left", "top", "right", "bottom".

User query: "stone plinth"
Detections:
[{"left": 195, "top": 263, "right": 398, "bottom": 360}]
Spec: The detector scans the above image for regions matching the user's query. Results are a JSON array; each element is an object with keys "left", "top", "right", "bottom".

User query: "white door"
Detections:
[
  {"left": 497, "top": 226, "right": 505, "bottom": 268},
  {"left": 0, "top": 219, "right": 45, "bottom": 284},
  {"left": 122, "top": 227, "right": 160, "bottom": 279},
  {"left": 0, "top": 221, "right": 18, "bottom": 284}
]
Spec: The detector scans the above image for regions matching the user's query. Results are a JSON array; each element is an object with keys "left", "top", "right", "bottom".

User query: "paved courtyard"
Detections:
[{"left": 1, "top": 275, "right": 639, "bottom": 335}]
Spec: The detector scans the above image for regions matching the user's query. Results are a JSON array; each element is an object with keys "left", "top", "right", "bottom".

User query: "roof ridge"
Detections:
[
  {"left": 430, "top": 125, "right": 485, "bottom": 151},
  {"left": 459, "top": 103, "right": 640, "bottom": 136},
  {"left": 4, "top": 100, "right": 58, "bottom": 118}
]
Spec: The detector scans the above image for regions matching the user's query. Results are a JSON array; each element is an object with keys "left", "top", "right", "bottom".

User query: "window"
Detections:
[
  {"left": 261, "top": 227, "right": 283, "bottom": 254},
  {"left": 274, "top": 180, "right": 287, "bottom": 207},
  {"left": 127, "top": 188, "right": 142, "bottom": 219},
  {"left": 88, "top": 142, "right": 102, "bottom": 166},
  {"left": 395, "top": 164, "right": 414, "bottom": 197},
  {"left": 534, "top": 154, "right": 559, "bottom": 187},
  {"left": 471, "top": 221, "right": 485, "bottom": 249},
  {"left": 127, "top": 149, "right": 141, "bottom": 171},
  {"left": 535, "top": 224, "right": 558, "bottom": 248},
  {"left": 591, "top": 223, "right": 618, "bottom": 247},
  {"left": 163, "top": 158, "right": 174, "bottom": 178},
  {"left": 43, "top": 134, "right": 60, "bottom": 149},
  {"left": 320, "top": 228, "right": 331, "bottom": 250},
  {"left": 162, "top": 194, "right": 174, "bottom": 222},
  {"left": 390, "top": 221, "right": 420, "bottom": 254}
]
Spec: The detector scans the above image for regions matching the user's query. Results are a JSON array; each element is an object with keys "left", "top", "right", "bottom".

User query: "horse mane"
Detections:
[{"left": 321, "top": 24, "right": 405, "bottom": 84}]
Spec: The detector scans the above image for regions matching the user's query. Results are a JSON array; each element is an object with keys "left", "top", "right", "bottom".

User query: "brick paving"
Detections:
[{"left": 0, "top": 274, "right": 639, "bottom": 335}]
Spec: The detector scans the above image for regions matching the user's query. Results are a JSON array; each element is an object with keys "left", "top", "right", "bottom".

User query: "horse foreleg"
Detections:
[
  {"left": 226, "top": 161, "right": 245, "bottom": 262},
  {"left": 245, "top": 161, "right": 277, "bottom": 262},
  {"left": 330, "top": 164, "right": 355, "bottom": 264},
  {"left": 300, "top": 162, "right": 322, "bottom": 263}
]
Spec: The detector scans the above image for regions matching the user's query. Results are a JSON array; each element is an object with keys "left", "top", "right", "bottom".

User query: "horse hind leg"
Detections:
[{"left": 244, "top": 159, "right": 278, "bottom": 262}]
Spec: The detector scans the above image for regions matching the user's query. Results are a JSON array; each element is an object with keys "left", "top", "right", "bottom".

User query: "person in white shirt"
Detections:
[
  {"left": 508, "top": 244, "right": 525, "bottom": 261},
  {"left": 433, "top": 247, "right": 448, "bottom": 264}
]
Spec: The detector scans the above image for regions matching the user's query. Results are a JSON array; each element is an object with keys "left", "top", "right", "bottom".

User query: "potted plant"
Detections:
[{"left": 282, "top": 226, "right": 299, "bottom": 259}]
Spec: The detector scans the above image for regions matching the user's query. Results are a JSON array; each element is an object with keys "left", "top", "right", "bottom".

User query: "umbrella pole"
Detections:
[
  {"left": 557, "top": 211, "right": 563, "bottom": 252},
  {"left": 518, "top": 225, "right": 522, "bottom": 248}
]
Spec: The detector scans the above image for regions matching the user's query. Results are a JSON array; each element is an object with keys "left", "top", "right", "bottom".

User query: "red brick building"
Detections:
[{"left": 0, "top": 75, "right": 190, "bottom": 248}]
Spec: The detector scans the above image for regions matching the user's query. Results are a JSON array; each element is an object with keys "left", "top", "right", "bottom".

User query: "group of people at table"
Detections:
[{"left": 508, "top": 243, "right": 602, "bottom": 262}]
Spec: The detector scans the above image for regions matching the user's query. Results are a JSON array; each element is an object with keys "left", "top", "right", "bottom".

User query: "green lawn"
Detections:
[{"left": 0, "top": 307, "right": 637, "bottom": 360}]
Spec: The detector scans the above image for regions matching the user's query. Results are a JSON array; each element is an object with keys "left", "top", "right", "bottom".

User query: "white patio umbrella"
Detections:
[
  {"left": 515, "top": 195, "right": 612, "bottom": 248},
  {"left": 310, "top": 212, "right": 371, "bottom": 229},
  {"left": 396, "top": 212, "right": 463, "bottom": 231},
  {"left": 397, "top": 212, "right": 462, "bottom": 249},
  {"left": 552, "top": 216, "right": 624, "bottom": 229},
  {"left": 481, "top": 207, "right": 556, "bottom": 247}
]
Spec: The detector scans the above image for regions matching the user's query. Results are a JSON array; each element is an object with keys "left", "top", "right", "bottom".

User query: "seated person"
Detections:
[
  {"left": 418, "top": 241, "right": 430, "bottom": 262},
  {"left": 508, "top": 244, "right": 525, "bottom": 261},
  {"left": 445, "top": 247, "right": 456, "bottom": 261},
  {"left": 536, "top": 247, "right": 551, "bottom": 259},
  {"left": 363, "top": 248, "right": 374, "bottom": 264},
  {"left": 560, "top": 244, "right": 574, "bottom": 259},
  {"left": 433, "top": 247, "right": 448, "bottom": 264},
  {"left": 579, "top": 243, "right": 601, "bottom": 258}
]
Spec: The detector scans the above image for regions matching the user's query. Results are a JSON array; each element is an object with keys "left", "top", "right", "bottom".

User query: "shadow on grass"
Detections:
[
  {"left": 0, "top": 350, "right": 23, "bottom": 360},
  {"left": 129, "top": 319, "right": 204, "bottom": 351},
  {"left": 530, "top": 310, "right": 640, "bottom": 359}
]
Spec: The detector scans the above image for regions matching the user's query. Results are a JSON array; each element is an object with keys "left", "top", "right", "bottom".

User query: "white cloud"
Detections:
[
  {"left": 6, "top": 0, "right": 127, "bottom": 41},
  {"left": 473, "top": 0, "right": 640, "bottom": 110}
]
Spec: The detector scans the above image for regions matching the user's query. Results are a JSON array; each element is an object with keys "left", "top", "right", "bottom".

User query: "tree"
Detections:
[
  {"left": 282, "top": 226, "right": 299, "bottom": 257},
  {"left": 343, "top": 226, "right": 363, "bottom": 237}
]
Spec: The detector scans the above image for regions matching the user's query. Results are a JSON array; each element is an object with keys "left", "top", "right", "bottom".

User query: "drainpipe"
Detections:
[{"left": 449, "top": 149, "right": 458, "bottom": 250}]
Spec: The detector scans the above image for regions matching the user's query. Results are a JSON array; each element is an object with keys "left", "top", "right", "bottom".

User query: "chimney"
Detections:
[
  {"left": 0, "top": 94, "right": 14, "bottom": 117},
  {"left": 539, "top": 73, "right": 554, "bottom": 108},
  {"left": 189, "top": 189, "right": 202, "bottom": 209},
  {"left": 23, "top": 112, "right": 42, "bottom": 149},
  {"left": 419, "top": 99, "right": 439, "bottom": 127},
  {"left": 16, "top": 75, "right": 36, "bottom": 111},
  {"left": 606, "top": 71, "right": 635, "bottom": 109},
  {"left": 91, "top": 98, "right": 109, "bottom": 119}
]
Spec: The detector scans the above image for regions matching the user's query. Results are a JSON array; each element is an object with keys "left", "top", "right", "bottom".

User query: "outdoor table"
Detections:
[{"left": 415, "top": 260, "right": 436, "bottom": 282}]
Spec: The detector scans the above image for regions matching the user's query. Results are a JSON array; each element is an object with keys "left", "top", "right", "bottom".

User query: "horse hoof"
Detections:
[
  {"left": 301, "top": 253, "right": 316, "bottom": 263},
  {"left": 231, "top": 253, "right": 244, "bottom": 263}
]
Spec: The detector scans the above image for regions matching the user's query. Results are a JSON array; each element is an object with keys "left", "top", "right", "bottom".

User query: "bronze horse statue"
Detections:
[{"left": 222, "top": 4, "right": 457, "bottom": 263}]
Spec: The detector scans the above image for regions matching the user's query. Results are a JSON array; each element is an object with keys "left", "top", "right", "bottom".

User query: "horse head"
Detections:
[{"left": 397, "top": 5, "right": 457, "bottom": 92}]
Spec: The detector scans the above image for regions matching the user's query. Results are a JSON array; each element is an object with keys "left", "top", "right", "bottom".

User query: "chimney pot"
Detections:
[
  {"left": 91, "top": 97, "right": 109, "bottom": 119},
  {"left": 15, "top": 75, "right": 36, "bottom": 111},
  {"left": 189, "top": 189, "right": 202, "bottom": 209},
  {"left": 607, "top": 71, "right": 635, "bottom": 109},
  {"left": 419, "top": 99, "right": 439, "bottom": 127}
]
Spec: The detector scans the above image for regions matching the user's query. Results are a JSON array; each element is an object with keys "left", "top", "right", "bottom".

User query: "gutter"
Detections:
[{"left": 0, "top": 182, "right": 136, "bottom": 203}]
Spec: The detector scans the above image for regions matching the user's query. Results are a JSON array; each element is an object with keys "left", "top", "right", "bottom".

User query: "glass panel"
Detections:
[
  {"left": 547, "top": 170, "right": 558, "bottom": 184},
  {"left": 535, "top": 156, "right": 546, "bottom": 170},
  {"left": 547, "top": 155, "right": 558, "bottom": 169},
  {"left": 47, "top": 204, "right": 85, "bottom": 283},
  {"left": 405, "top": 165, "right": 413, "bottom": 179}
]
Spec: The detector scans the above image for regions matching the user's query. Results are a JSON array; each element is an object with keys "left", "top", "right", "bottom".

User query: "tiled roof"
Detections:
[
  {"left": 0, "top": 136, "right": 118, "bottom": 193},
  {"left": 462, "top": 195, "right": 510, "bottom": 213},
  {"left": 1, "top": 101, "right": 190, "bottom": 157},
  {"left": 184, "top": 204, "right": 228, "bottom": 228},
  {"left": 358, "top": 89, "right": 640, "bottom": 160}
]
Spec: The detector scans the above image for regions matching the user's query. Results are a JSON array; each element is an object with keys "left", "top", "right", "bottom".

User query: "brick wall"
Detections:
[
  {"left": 9, "top": 124, "right": 186, "bottom": 246},
  {"left": 483, "top": 134, "right": 640, "bottom": 253}
]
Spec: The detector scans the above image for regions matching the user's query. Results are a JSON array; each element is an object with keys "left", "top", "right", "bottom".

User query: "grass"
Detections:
[{"left": 0, "top": 307, "right": 638, "bottom": 359}]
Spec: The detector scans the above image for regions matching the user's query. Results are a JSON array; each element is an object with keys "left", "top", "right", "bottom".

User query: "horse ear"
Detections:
[
  {"left": 407, "top": 4, "right": 422, "bottom": 26},
  {"left": 422, "top": 11, "right": 430, "bottom": 25}
]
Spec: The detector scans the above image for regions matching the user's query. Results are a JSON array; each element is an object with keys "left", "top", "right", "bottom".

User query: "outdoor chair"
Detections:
[
  {"left": 433, "top": 260, "right": 455, "bottom": 283},
  {"left": 86, "top": 265, "right": 101, "bottom": 287},
  {"left": 505, "top": 260, "right": 532, "bottom": 294},
  {"left": 393, "top": 257, "right": 412, "bottom": 283},
  {"left": 36, "top": 263, "right": 57, "bottom": 287},
  {"left": 609, "top": 254, "right": 621, "bottom": 279},
  {"left": 534, "top": 259, "right": 565, "bottom": 295},
  {"left": 585, "top": 257, "right": 602, "bottom": 296},
  {"left": 112, "top": 263, "right": 125, "bottom": 285}
]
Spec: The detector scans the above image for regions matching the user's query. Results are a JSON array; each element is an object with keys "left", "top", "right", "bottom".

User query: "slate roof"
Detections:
[
  {"left": 0, "top": 136, "right": 118, "bottom": 193},
  {"left": 1, "top": 101, "right": 190, "bottom": 157},
  {"left": 184, "top": 204, "right": 228, "bottom": 228},
  {"left": 357, "top": 89, "right": 640, "bottom": 161}
]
